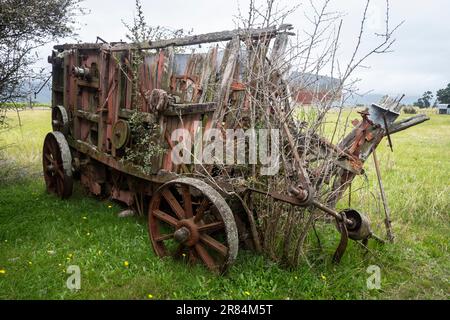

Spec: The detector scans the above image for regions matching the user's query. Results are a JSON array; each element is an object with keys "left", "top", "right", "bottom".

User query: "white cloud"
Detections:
[{"left": 38, "top": 0, "right": 450, "bottom": 97}]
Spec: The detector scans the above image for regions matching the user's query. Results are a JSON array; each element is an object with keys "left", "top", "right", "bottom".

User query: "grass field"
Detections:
[{"left": 0, "top": 108, "right": 448, "bottom": 299}]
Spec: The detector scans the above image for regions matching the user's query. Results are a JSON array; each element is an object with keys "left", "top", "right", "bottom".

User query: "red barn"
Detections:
[{"left": 289, "top": 72, "right": 342, "bottom": 105}]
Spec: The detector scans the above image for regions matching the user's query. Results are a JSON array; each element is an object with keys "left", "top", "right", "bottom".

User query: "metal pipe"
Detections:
[
  {"left": 372, "top": 149, "right": 395, "bottom": 242},
  {"left": 311, "top": 200, "right": 354, "bottom": 227}
]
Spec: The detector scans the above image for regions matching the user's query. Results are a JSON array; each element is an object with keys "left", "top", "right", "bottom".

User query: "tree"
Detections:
[
  {"left": 436, "top": 83, "right": 450, "bottom": 104},
  {"left": 413, "top": 90, "right": 433, "bottom": 108},
  {"left": 0, "top": 0, "right": 85, "bottom": 105}
]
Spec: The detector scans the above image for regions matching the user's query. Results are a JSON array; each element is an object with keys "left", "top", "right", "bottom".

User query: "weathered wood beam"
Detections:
[
  {"left": 68, "top": 137, "right": 178, "bottom": 184},
  {"left": 110, "top": 25, "right": 294, "bottom": 52},
  {"left": 163, "top": 102, "right": 216, "bottom": 116},
  {"left": 75, "top": 109, "right": 99, "bottom": 122},
  {"left": 117, "top": 108, "right": 156, "bottom": 123},
  {"left": 387, "top": 114, "right": 429, "bottom": 135}
]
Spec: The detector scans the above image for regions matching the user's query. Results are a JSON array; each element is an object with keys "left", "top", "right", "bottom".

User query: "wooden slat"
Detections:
[
  {"left": 181, "top": 185, "right": 193, "bottom": 218},
  {"left": 161, "top": 189, "right": 185, "bottom": 220},
  {"left": 75, "top": 110, "right": 100, "bottom": 122},
  {"left": 197, "top": 221, "right": 224, "bottom": 233},
  {"left": 163, "top": 103, "right": 216, "bottom": 116},
  {"left": 161, "top": 47, "right": 174, "bottom": 92},
  {"left": 155, "top": 233, "right": 174, "bottom": 242},
  {"left": 200, "top": 234, "right": 228, "bottom": 257},
  {"left": 153, "top": 209, "right": 179, "bottom": 227},
  {"left": 199, "top": 46, "right": 218, "bottom": 103},
  {"left": 195, "top": 243, "right": 216, "bottom": 271},
  {"left": 211, "top": 36, "right": 240, "bottom": 129}
]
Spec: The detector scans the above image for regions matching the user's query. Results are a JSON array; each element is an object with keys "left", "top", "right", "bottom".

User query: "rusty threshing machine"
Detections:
[{"left": 43, "top": 25, "right": 429, "bottom": 273}]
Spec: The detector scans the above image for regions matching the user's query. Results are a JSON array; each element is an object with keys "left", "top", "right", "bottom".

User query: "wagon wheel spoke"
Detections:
[
  {"left": 50, "top": 138, "right": 60, "bottom": 160},
  {"left": 154, "top": 233, "right": 174, "bottom": 242},
  {"left": 45, "top": 171, "right": 56, "bottom": 190},
  {"left": 148, "top": 178, "right": 238, "bottom": 274},
  {"left": 197, "top": 221, "right": 225, "bottom": 233},
  {"left": 195, "top": 243, "right": 217, "bottom": 271},
  {"left": 181, "top": 185, "right": 193, "bottom": 218},
  {"left": 56, "top": 175, "right": 64, "bottom": 196},
  {"left": 200, "top": 234, "right": 228, "bottom": 257},
  {"left": 194, "top": 198, "right": 209, "bottom": 223},
  {"left": 161, "top": 189, "right": 185, "bottom": 219},
  {"left": 153, "top": 209, "right": 179, "bottom": 227},
  {"left": 44, "top": 153, "right": 53, "bottom": 163},
  {"left": 56, "top": 167, "right": 65, "bottom": 179},
  {"left": 188, "top": 248, "right": 198, "bottom": 264}
]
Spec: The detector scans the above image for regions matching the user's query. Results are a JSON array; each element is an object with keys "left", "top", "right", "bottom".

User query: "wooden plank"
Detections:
[
  {"left": 387, "top": 114, "right": 429, "bottom": 134},
  {"left": 111, "top": 51, "right": 122, "bottom": 157},
  {"left": 161, "top": 47, "right": 175, "bottom": 92},
  {"left": 211, "top": 36, "right": 240, "bottom": 129},
  {"left": 163, "top": 102, "right": 216, "bottom": 116},
  {"left": 162, "top": 117, "right": 176, "bottom": 171},
  {"left": 111, "top": 25, "right": 293, "bottom": 51},
  {"left": 67, "top": 137, "right": 178, "bottom": 184},
  {"left": 75, "top": 110, "right": 100, "bottom": 122},
  {"left": 77, "top": 78, "right": 99, "bottom": 89},
  {"left": 71, "top": 50, "right": 80, "bottom": 140},
  {"left": 117, "top": 108, "right": 156, "bottom": 123},
  {"left": 199, "top": 46, "right": 218, "bottom": 103},
  {"left": 97, "top": 51, "right": 111, "bottom": 151}
]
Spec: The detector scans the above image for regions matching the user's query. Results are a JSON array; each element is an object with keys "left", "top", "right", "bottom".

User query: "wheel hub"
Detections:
[
  {"left": 174, "top": 227, "right": 190, "bottom": 243},
  {"left": 175, "top": 219, "right": 199, "bottom": 246}
]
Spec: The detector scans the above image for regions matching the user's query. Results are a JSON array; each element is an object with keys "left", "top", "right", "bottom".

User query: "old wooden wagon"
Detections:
[{"left": 43, "top": 25, "right": 429, "bottom": 273}]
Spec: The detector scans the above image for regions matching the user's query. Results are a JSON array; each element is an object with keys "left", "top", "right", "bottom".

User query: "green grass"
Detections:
[{"left": 0, "top": 109, "right": 448, "bottom": 299}]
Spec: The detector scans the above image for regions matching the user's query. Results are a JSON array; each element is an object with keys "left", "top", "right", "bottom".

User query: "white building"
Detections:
[{"left": 437, "top": 104, "right": 450, "bottom": 114}]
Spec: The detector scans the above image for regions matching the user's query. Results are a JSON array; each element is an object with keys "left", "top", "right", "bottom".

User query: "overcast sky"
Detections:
[{"left": 39, "top": 0, "right": 450, "bottom": 101}]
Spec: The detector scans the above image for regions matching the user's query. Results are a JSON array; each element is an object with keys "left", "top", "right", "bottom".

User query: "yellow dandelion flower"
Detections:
[
  {"left": 68, "top": 253, "right": 73, "bottom": 258},
  {"left": 28, "top": 261, "right": 32, "bottom": 265},
  {"left": 108, "top": 205, "right": 112, "bottom": 208},
  {"left": 321, "top": 274, "right": 326, "bottom": 281},
  {"left": 0, "top": 269, "right": 6, "bottom": 274},
  {"left": 147, "top": 294, "right": 153, "bottom": 299},
  {"left": 124, "top": 261, "right": 129, "bottom": 267},
  {"left": 243, "top": 291, "right": 251, "bottom": 296}
]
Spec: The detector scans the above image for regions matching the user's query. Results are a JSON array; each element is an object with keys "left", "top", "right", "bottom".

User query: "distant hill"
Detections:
[
  {"left": 34, "top": 85, "right": 52, "bottom": 104},
  {"left": 33, "top": 79, "right": 420, "bottom": 107},
  {"left": 346, "top": 93, "right": 420, "bottom": 106}
]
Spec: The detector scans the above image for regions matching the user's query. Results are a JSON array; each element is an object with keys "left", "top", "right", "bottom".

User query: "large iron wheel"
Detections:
[
  {"left": 148, "top": 177, "right": 238, "bottom": 274},
  {"left": 51, "top": 105, "right": 69, "bottom": 135},
  {"left": 42, "top": 131, "right": 73, "bottom": 199}
]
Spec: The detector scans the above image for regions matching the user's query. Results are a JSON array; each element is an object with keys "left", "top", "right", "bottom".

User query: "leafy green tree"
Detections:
[
  {"left": 0, "top": 0, "right": 85, "bottom": 105},
  {"left": 436, "top": 83, "right": 450, "bottom": 104},
  {"left": 413, "top": 91, "right": 433, "bottom": 108}
]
